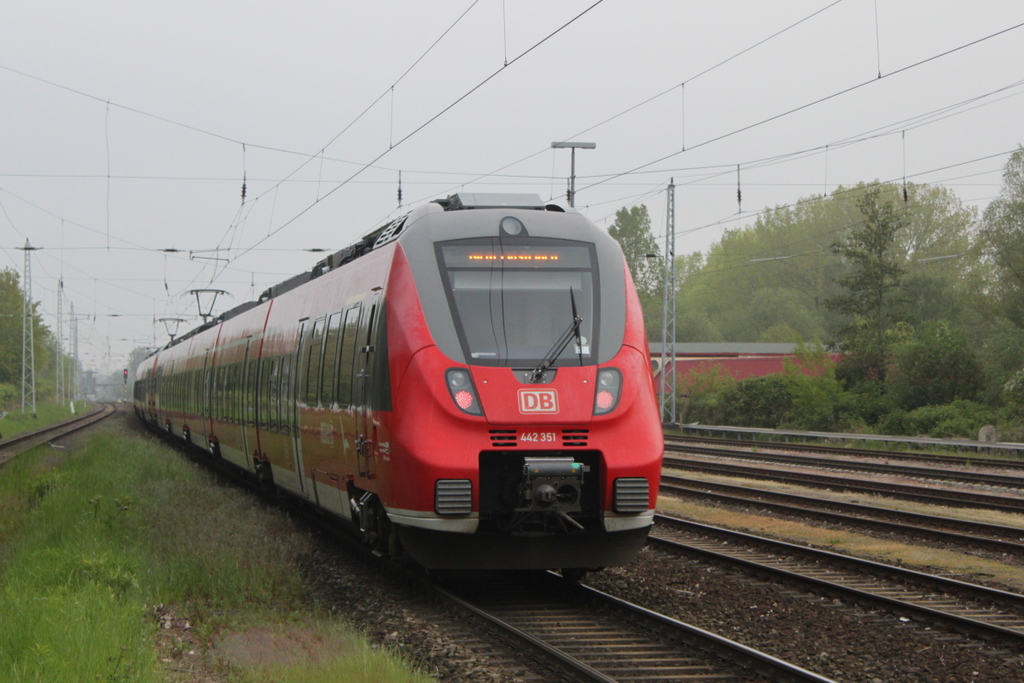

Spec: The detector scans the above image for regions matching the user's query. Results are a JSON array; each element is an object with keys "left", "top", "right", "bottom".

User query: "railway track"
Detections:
[
  {"left": 661, "top": 473, "right": 1024, "bottom": 556},
  {"left": 651, "top": 514, "right": 1024, "bottom": 647},
  {"left": 0, "top": 402, "right": 117, "bottom": 467},
  {"left": 664, "top": 441, "right": 1024, "bottom": 489},
  {"left": 438, "top": 569, "right": 835, "bottom": 683},
  {"left": 158, "top": 423, "right": 833, "bottom": 683},
  {"left": 664, "top": 455, "right": 1024, "bottom": 514},
  {"left": 666, "top": 434, "right": 1024, "bottom": 470}
]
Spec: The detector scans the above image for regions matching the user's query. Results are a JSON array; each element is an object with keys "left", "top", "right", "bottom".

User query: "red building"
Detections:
[{"left": 649, "top": 343, "right": 840, "bottom": 392}]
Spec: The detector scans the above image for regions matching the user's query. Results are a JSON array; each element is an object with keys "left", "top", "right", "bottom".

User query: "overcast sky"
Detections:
[{"left": 2, "top": 0, "right": 1022, "bottom": 374}]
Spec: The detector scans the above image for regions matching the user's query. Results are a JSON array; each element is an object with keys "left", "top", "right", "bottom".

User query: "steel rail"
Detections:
[
  {"left": 0, "top": 403, "right": 116, "bottom": 467},
  {"left": 652, "top": 514, "right": 1024, "bottom": 645},
  {"left": 149, "top": 420, "right": 832, "bottom": 682},
  {"left": 665, "top": 442, "right": 1024, "bottom": 489},
  {"left": 438, "top": 569, "right": 837, "bottom": 683},
  {"left": 666, "top": 433, "right": 1024, "bottom": 470},
  {"left": 664, "top": 455, "right": 1024, "bottom": 514},
  {"left": 671, "top": 425, "right": 1024, "bottom": 458},
  {"left": 661, "top": 474, "right": 1024, "bottom": 555},
  {"left": 574, "top": 581, "right": 836, "bottom": 683}
]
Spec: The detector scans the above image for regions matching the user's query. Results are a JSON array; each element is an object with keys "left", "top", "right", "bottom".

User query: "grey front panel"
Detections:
[{"left": 397, "top": 205, "right": 627, "bottom": 365}]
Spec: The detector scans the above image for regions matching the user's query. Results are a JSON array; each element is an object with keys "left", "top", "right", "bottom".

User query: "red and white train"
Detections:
[{"left": 134, "top": 193, "right": 663, "bottom": 571}]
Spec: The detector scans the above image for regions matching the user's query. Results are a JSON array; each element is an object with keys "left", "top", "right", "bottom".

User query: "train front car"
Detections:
[{"left": 382, "top": 193, "right": 663, "bottom": 570}]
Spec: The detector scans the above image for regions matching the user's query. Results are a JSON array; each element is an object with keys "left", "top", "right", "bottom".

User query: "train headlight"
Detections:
[
  {"left": 446, "top": 368, "right": 483, "bottom": 416},
  {"left": 593, "top": 368, "right": 621, "bottom": 415}
]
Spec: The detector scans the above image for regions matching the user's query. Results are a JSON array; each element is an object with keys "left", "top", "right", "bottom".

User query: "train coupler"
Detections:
[{"left": 516, "top": 457, "right": 590, "bottom": 521}]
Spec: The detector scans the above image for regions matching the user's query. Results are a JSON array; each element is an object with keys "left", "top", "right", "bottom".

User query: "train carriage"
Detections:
[{"left": 135, "top": 193, "right": 663, "bottom": 571}]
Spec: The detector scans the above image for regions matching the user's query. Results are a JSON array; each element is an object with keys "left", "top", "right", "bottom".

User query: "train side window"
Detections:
[
  {"left": 336, "top": 306, "right": 360, "bottom": 407},
  {"left": 301, "top": 319, "right": 325, "bottom": 406},
  {"left": 220, "top": 366, "right": 228, "bottom": 421},
  {"left": 352, "top": 300, "right": 378, "bottom": 406},
  {"left": 221, "top": 366, "right": 228, "bottom": 421},
  {"left": 191, "top": 369, "right": 198, "bottom": 415},
  {"left": 231, "top": 362, "right": 238, "bottom": 421},
  {"left": 228, "top": 363, "right": 237, "bottom": 422},
  {"left": 246, "top": 359, "right": 258, "bottom": 424},
  {"left": 279, "top": 355, "right": 292, "bottom": 430},
  {"left": 264, "top": 359, "right": 278, "bottom": 428},
  {"left": 321, "top": 313, "right": 342, "bottom": 406},
  {"left": 222, "top": 365, "right": 230, "bottom": 421},
  {"left": 211, "top": 366, "right": 219, "bottom": 419}
]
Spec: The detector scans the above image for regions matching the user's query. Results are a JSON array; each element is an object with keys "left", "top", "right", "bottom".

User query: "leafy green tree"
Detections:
[
  {"left": 898, "top": 183, "right": 979, "bottom": 327},
  {"left": 724, "top": 375, "right": 793, "bottom": 428},
  {"left": 781, "top": 342, "right": 843, "bottom": 430},
  {"left": 607, "top": 205, "right": 660, "bottom": 297},
  {"left": 887, "top": 321, "right": 983, "bottom": 410},
  {"left": 980, "top": 147, "right": 1024, "bottom": 330},
  {"left": 0, "top": 268, "right": 59, "bottom": 403},
  {"left": 0, "top": 383, "right": 16, "bottom": 411},
  {"left": 0, "top": 269, "right": 22, "bottom": 386},
  {"left": 672, "top": 181, "right": 978, "bottom": 347},
  {"left": 826, "top": 185, "right": 909, "bottom": 382},
  {"left": 678, "top": 362, "right": 735, "bottom": 424},
  {"left": 677, "top": 186, "right": 863, "bottom": 343},
  {"left": 1003, "top": 368, "right": 1024, "bottom": 421}
]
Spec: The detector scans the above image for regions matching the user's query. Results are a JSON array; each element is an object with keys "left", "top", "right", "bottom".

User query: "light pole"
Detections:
[
  {"left": 551, "top": 141, "right": 596, "bottom": 208},
  {"left": 645, "top": 179, "right": 678, "bottom": 427}
]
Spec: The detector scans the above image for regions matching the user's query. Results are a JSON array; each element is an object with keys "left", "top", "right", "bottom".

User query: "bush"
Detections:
[
  {"left": 902, "top": 400, "right": 997, "bottom": 439},
  {"left": 835, "top": 381, "right": 896, "bottom": 428},
  {"left": 781, "top": 342, "right": 843, "bottom": 431},
  {"left": 888, "top": 321, "right": 984, "bottom": 410},
  {"left": 876, "top": 409, "right": 912, "bottom": 436},
  {"left": 1003, "top": 368, "right": 1024, "bottom": 410},
  {"left": 678, "top": 362, "right": 735, "bottom": 425},
  {"left": 724, "top": 375, "right": 792, "bottom": 428},
  {"left": 0, "top": 383, "right": 16, "bottom": 411}
]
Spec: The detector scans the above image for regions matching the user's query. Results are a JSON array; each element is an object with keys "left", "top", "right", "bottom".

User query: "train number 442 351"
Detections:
[{"left": 519, "top": 432, "right": 556, "bottom": 442}]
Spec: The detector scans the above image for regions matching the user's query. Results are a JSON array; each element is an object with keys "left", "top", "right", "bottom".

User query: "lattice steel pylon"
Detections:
[
  {"left": 20, "top": 239, "right": 37, "bottom": 415},
  {"left": 70, "top": 301, "right": 80, "bottom": 401},
  {"left": 55, "top": 279, "right": 64, "bottom": 405},
  {"left": 660, "top": 180, "right": 677, "bottom": 426}
]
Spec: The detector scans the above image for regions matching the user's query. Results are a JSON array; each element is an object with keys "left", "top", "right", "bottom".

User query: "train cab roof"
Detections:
[{"left": 161, "top": 194, "right": 595, "bottom": 355}]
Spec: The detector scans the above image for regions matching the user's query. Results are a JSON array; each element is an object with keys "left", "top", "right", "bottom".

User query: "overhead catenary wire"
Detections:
[
  {"left": 388, "top": 0, "right": 849, "bottom": 218},
  {"left": 576, "top": 19, "right": 1024, "bottom": 197},
  {"left": 586, "top": 75, "right": 1024, "bottom": 230},
  {"left": 226, "top": 0, "right": 608, "bottom": 269},
  {"left": 5, "top": 5, "right": 1021, "bottom": 370}
]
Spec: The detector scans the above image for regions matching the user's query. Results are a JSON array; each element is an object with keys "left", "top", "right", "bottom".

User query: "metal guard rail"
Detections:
[{"left": 676, "top": 423, "right": 1024, "bottom": 458}]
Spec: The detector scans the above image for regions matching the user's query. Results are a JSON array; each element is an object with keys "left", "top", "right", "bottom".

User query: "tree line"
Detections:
[
  {"left": 608, "top": 147, "right": 1024, "bottom": 439},
  {"left": 0, "top": 269, "right": 71, "bottom": 411}
]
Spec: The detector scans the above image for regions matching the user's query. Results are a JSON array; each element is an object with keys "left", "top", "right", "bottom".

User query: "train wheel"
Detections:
[{"left": 254, "top": 460, "right": 274, "bottom": 495}]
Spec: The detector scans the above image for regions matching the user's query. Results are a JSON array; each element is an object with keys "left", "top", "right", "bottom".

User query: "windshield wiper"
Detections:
[{"left": 530, "top": 288, "right": 583, "bottom": 383}]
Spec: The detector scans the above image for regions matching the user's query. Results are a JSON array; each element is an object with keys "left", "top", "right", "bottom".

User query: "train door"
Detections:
[
  {"left": 355, "top": 294, "right": 381, "bottom": 479},
  {"left": 288, "top": 321, "right": 312, "bottom": 496},
  {"left": 240, "top": 338, "right": 256, "bottom": 472},
  {"left": 337, "top": 306, "right": 361, "bottom": 467},
  {"left": 199, "top": 349, "right": 212, "bottom": 450}
]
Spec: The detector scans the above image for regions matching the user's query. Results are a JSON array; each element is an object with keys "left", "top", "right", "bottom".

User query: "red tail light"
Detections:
[
  {"left": 594, "top": 368, "right": 621, "bottom": 415},
  {"left": 446, "top": 368, "right": 483, "bottom": 416}
]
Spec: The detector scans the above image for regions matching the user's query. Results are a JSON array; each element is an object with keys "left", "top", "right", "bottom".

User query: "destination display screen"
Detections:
[
  {"left": 437, "top": 238, "right": 599, "bottom": 366},
  {"left": 442, "top": 243, "right": 593, "bottom": 270}
]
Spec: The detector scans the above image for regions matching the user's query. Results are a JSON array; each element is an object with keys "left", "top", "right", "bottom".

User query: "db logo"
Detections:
[{"left": 518, "top": 389, "right": 559, "bottom": 414}]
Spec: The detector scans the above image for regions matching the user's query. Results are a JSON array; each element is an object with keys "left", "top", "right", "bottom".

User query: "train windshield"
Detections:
[{"left": 437, "top": 238, "right": 599, "bottom": 367}]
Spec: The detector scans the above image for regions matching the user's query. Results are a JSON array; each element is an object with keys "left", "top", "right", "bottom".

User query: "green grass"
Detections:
[
  {"left": 220, "top": 621, "right": 430, "bottom": 683},
  {"left": 0, "top": 423, "right": 431, "bottom": 682},
  {"left": 0, "top": 400, "right": 89, "bottom": 440}
]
